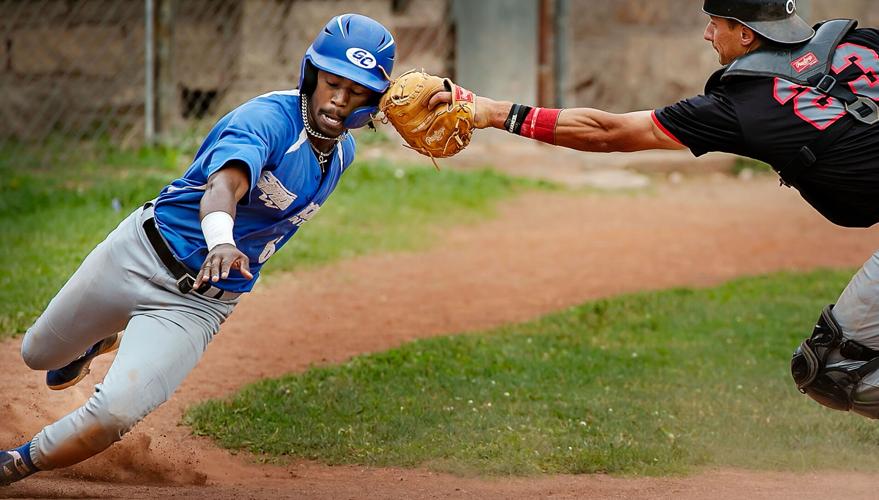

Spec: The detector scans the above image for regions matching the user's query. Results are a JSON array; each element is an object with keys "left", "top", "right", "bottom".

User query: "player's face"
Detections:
[
  {"left": 704, "top": 16, "right": 750, "bottom": 66},
  {"left": 309, "top": 70, "right": 375, "bottom": 137}
]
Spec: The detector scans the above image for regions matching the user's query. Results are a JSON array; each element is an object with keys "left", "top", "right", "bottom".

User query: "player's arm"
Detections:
[
  {"left": 194, "top": 161, "right": 254, "bottom": 288},
  {"left": 475, "top": 97, "right": 686, "bottom": 152}
]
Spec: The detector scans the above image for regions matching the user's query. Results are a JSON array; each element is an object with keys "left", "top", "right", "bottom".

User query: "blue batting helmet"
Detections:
[{"left": 299, "top": 13, "right": 396, "bottom": 129}]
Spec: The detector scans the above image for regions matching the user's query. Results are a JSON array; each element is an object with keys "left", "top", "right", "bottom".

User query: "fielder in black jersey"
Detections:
[
  {"left": 654, "top": 24, "right": 879, "bottom": 228},
  {"left": 430, "top": 0, "right": 879, "bottom": 419}
]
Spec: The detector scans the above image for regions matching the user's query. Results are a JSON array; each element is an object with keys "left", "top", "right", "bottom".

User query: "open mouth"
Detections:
[{"left": 318, "top": 111, "right": 344, "bottom": 132}]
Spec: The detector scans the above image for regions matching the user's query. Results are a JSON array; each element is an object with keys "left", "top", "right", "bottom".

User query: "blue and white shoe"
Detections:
[
  {"left": 46, "top": 333, "right": 122, "bottom": 390},
  {"left": 0, "top": 447, "right": 37, "bottom": 486}
]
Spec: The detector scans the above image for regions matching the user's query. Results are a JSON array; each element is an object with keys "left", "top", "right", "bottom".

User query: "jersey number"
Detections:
[
  {"left": 773, "top": 43, "right": 879, "bottom": 130},
  {"left": 259, "top": 237, "right": 282, "bottom": 264}
]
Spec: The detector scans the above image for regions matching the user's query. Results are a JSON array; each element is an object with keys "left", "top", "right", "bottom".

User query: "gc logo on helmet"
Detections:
[
  {"left": 299, "top": 13, "right": 396, "bottom": 129},
  {"left": 346, "top": 48, "right": 377, "bottom": 69}
]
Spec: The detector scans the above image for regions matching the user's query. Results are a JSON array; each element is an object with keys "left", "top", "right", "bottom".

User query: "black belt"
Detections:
[{"left": 141, "top": 203, "right": 240, "bottom": 301}]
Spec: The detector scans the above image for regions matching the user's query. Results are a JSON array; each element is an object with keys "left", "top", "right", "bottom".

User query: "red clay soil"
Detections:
[{"left": 3, "top": 176, "right": 879, "bottom": 499}]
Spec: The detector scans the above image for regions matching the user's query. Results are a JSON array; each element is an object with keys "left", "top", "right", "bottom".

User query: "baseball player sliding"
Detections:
[
  {"left": 1, "top": 13, "right": 396, "bottom": 486},
  {"left": 410, "top": 0, "right": 879, "bottom": 418}
]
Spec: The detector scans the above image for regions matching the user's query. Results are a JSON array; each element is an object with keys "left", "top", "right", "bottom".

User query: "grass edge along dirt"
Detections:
[
  {"left": 185, "top": 269, "right": 879, "bottom": 477},
  {"left": 0, "top": 151, "right": 551, "bottom": 337}
]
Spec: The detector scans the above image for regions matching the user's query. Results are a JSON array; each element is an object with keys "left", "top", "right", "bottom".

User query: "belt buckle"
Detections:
[
  {"left": 176, "top": 274, "right": 195, "bottom": 294},
  {"left": 846, "top": 95, "right": 879, "bottom": 125}
]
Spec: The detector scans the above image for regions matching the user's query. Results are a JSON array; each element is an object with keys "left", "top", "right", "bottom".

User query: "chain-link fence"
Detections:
[{"left": 0, "top": 0, "right": 454, "bottom": 165}]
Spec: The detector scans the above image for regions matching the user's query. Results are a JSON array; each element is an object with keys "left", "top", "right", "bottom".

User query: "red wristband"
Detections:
[{"left": 519, "top": 107, "right": 561, "bottom": 145}]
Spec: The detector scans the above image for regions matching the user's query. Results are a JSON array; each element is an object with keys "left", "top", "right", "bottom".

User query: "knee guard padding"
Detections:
[{"left": 791, "top": 304, "right": 879, "bottom": 418}]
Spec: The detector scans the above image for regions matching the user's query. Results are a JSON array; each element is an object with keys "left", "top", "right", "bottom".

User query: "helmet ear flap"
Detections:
[{"left": 301, "top": 61, "right": 318, "bottom": 96}]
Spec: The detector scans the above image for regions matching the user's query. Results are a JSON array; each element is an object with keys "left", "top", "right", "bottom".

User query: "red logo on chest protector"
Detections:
[{"left": 792, "top": 52, "right": 819, "bottom": 72}]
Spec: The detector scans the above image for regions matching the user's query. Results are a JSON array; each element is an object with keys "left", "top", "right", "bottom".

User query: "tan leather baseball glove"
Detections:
[{"left": 379, "top": 70, "right": 476, "bottom": 166}]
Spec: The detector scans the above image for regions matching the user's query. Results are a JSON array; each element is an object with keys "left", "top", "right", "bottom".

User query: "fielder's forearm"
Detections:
[
  {"left": 480, "top": 98, "right": 679, "bottom": 153},
  {"left": 480, "top": 98, "right": 515, "bottom": 130},
  {"left": 555, "top": 109, "right": 651, "bottom": 152}
]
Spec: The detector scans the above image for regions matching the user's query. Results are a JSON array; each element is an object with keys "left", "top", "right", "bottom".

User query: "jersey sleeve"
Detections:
[
  {"left": 341, "top": 134, "right": 356, "bottom": 171},
  {"left": 653, "top": 89, "right": 746, "bottom": 157},
  {"left": 195, "top": 99, "right": 290, "bottom": 205}
]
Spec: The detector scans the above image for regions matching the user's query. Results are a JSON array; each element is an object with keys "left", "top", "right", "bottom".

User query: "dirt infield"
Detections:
[{"left": 4, "top": 175, "right": 879, "bottom": 499}]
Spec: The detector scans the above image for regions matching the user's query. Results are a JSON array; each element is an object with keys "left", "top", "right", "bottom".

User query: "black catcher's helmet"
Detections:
[{"left": 703, "top": 0, "right": 814, "bottom": 44}]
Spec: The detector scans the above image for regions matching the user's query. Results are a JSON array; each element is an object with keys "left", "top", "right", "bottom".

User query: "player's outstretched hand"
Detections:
[{"left": 194, "top": 243, "right": 253, "bottom": 288}]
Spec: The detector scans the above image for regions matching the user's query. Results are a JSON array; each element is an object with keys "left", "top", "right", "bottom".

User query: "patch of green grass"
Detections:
[
  {"left": 267, "top": 162, "right": 548, "bottom": 274},
  {"left": 0, "top": 153, "right": 544, "bottom": 337},
  {"left": 731, "top": 157, "right": 773, "bottom": 176},
  {"left": 0, "top": 137, "right": 187, "bottom": 173},
  {"left": 0, "top": 149, "right": 182, "bottom": 217},
  {"left": 351, "top": 127, "right": 392, "bottom": 146},
  {"left": 185, "top": 269, "right": 879, "bottom": 476},
  {"left": 0, "top": 145, "right": 185, "bottom": 335}
]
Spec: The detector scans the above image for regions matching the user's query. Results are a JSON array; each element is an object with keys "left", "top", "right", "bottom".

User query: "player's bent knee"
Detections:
[
  {"left": 104, "top": 379, "right": 167, "bottom": 433},
  {"left": 100, "top": 410, "right": 138, "bottom": 444},
  {"left": 102, "top": 398, "right": 154, "bottom": 439},
  {"left": 35, "top": 390, "right": 145, "bottom": 469},
  {"left": 83, "top": 390, "right": 149, "bottom": 451},
  {"left": 790, "top": 304, "right": 879, "bottom": 419},
  {"left": 20, "top": 329, "right": 55, "bottom": 370},
  {"left": 83, "top": 409, "right": 133, "bottom": 457}
]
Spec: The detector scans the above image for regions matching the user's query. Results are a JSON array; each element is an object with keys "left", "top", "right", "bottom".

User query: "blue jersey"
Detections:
[{"left": 153, "top": 90, "right": 356, "bottom": 292}]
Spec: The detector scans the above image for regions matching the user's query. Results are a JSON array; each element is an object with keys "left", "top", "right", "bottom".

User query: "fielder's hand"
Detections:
[
  {"left": 427, "top": 87, "right": 493, "bottom": 129},
  {"left": 194, "top": 243, "right": 253, "bottom": 288},
  {"left": 379, "top": 70, "right": 478, "bottom": 161}
]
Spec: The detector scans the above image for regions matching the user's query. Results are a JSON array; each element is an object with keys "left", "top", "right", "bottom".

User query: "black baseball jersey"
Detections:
[{"left": 654, "top": 28, "right": 879, "bottom": 228}]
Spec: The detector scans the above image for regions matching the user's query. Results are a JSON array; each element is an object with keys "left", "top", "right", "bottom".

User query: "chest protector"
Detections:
[
  {"left": 706, "top": 19, "right": 857, "bottom": 91},
  {"left": 705, "top": 19, "right": 879, "bottom": 188}
]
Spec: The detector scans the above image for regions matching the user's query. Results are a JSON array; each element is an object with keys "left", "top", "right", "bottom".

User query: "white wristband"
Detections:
[{"left": 201, "top": 211, "right": 236, "bottom": 251}]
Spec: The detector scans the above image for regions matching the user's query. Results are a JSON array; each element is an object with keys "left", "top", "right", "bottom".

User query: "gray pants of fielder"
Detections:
[
  {"left": 20, "top": 205, "right": 238, "bottom": 470},
  {"left": 828, "top": 250, "right": 879, "bottom": 398}
]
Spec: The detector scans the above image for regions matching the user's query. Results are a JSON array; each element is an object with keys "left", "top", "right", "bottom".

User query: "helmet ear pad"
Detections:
[
  {"left": 301, "top": 61, "right": 318, "bottom": 97},
  {"left": 344, "top": 90, "right": 382, "bottom": 129}
]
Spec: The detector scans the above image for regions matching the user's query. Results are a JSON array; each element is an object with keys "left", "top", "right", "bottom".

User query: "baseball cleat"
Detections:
[
  {"left": 46, "top": 333, "right": 122, "bottom": 390},
  {"left": 0, "top": 449, "right": 36, "bottom": 486}
]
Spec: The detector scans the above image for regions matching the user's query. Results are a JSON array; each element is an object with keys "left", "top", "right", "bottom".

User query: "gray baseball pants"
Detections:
[
  {"left": 19, "top": 205, "right": 238, "bottom": 469},
  {"left": 826, "top": 250, "right": 879, "bottom": 397}
]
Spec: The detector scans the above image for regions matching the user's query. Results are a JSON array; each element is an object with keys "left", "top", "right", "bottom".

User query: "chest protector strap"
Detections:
[{"left": 705, "top": 19, "right": 872, "bottom": 187}]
